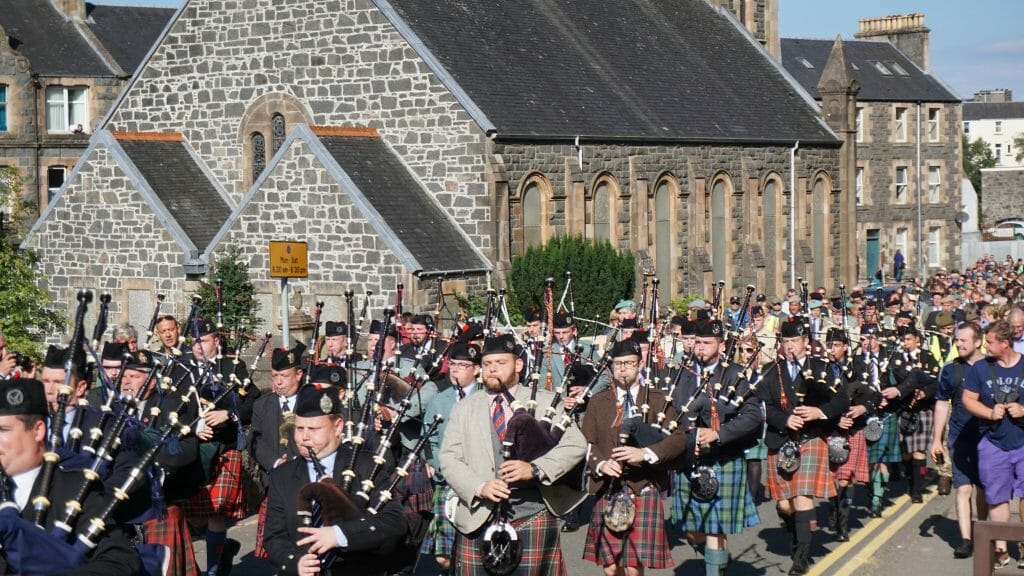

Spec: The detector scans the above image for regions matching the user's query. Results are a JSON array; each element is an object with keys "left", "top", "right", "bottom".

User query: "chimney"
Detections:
[
  {"left": 53, "top": 0, "right": 86, "bottom": 21},
  {"left": 854, "top": 13, "right": 930, "bottom": 70},
  {"left": 973, "top": 89, "right": 1013, "bottom": 103}
]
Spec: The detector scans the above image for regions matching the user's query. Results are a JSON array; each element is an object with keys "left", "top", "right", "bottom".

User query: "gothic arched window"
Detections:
[
  {"left": 251, "top": 132, "right": 266, "bottom": 178},
  {"left": 271, "top": 113, "right": 286, "bottom": 156}
]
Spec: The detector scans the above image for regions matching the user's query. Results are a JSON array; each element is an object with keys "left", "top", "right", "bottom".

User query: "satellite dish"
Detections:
[{"left": 954, "top": 211, "right": 970, "bottom": 224}]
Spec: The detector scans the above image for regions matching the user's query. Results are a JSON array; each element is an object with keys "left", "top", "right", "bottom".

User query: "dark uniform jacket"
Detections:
[
  {"left": 249, "top": 392, "right": 300, "bottom": 487},
  {"left": 756, "top": 356, "right": 850, "bottom": 450},
  {"left": 263, "top": 445, "right": 408, "bottom": 576},
  {"left": 671, "top": 362, "right": 763, "bottom": 459},
  {"left": 136, "top": 386, "right": 203, "bottom": 502},
  {"left": 176, "top": 354, "right": 260, "bottom": 450},
  {"left": 844, "top": 355, "right": 883, "bottom": 431},
  {"left": 887, "top": 348, "right": 939, "bottom": 412}
]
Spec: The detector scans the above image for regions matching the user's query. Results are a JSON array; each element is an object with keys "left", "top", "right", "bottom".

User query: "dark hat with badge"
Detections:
[
  {"left": 293, "top": 384, "right": 341, "bottom": 417},
  {"left": 271, "top": 342, "right": 307, "bottom": 371},
  {"left": 629, "top": 328, "right": 650, "bottom": 345},
  {"left": 124, "top": 349, "right": 156, "bottom": 371},
  {"left": 522, "top": 307, "right": 541, "bottom": 323},
  {"left": 101, "top": 341, "right": 130, "bottom": 362},
  {"left": 693, "top": 320, "right": 725, "bottom": 339},
  {"left": 0, "top": 378, "right": 48, "bottom": 418},
  {"left": 411, "top": 314, "right": 434, "bottom": 328},
  {"left": 825, "top": 328, "right": 849, "bottom": 344},
  {"left": 481, "top": 334, "right": 520, "bottom": 357},
  {"left": 680, "top": 318, "right": 697, "bottom": 335},
  {"left": 195, "top": 318, "right": 218, "bottom": 337},
  {"left": 896, "top": 325, "right": 919, "bottom": 339},
  {"left": 43, "top": 344, "right": 87, "bottom": 379},
  {"left": 896, "top": 310, "right": 915, "bottom": 322},
  {"left": 368, "top": 319, "right": 399, "bottom": 339},
  {"left": 324, "top": 321, "right": 348, "bottom": 337},
  {"left": 456, "top": 322, "right": 485, "bottom": 343},
  {"left": 609, "top": 339, "right": 642, "bottom": 359},
  {"left": 308, "top": 364, "right": 346, "bottom": 387},
  {"left": 552, "top": 312, "right": 574, "bottom": 329},
  {"left": 729, "top": 296, "right": 740, "bottom": 305},
  {"left": 448, "top": 342, "right": 481, "bottom": 364},
  {"left": 780, "top": 319, "right": 807, "bottom": 338},
  {"left": 861, "top": 323, "right": 881, "bottom": 336}
]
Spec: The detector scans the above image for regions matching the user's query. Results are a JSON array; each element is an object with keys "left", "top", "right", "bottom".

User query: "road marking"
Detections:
[{"left": 810, "top": 491, "right": 936, "bottom": 576}]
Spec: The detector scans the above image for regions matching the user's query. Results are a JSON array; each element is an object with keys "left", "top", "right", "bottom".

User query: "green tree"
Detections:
[
  {"left": 963, "top": 135, "right": 996, "bottom": 200},
  {"left": 194, "top": 245, "right": 261, "bottom": 350},
  {"left": 507, "top": 235, "right": 635, "bottom": 324},
  {"left": 0, "top": 168, "right": 67, "bottom": 359}
]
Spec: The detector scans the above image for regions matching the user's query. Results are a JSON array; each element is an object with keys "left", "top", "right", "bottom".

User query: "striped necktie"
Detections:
[{"left": 492, "top": 396, "right": 506, "bottom": 441}]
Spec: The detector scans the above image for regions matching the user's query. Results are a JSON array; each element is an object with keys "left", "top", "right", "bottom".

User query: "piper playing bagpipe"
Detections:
[
  {"left": 580, "top": 339, "right": 686, "bottom": 576},
  {"left": 667, "top": 319, "right": 763, "bottom": 576},
  {"left": 439, "top": 334, "right": 587, "bottom": 576}
]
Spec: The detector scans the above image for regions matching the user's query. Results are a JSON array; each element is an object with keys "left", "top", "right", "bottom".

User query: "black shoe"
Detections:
[
  {"left": 911, "top": 494, "right": 923, "bottom": 504},
  {"left": 953, "top": 539, "right": 972, "bottom": 559},
  {"left": 836, "top": 530, "right": 850, "bottom": 543},
  {"left": 869, "top": 501, "right": 882, "bottom": 518},
  {"left": 218, "top": 538, "right": 241, "bottom": 576},
  {"left": 787, "top": 562, "right": 808, "bottom": 575}
]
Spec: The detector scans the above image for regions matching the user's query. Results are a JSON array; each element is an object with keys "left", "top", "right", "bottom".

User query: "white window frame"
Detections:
[
  {"left": 895, "top": 228, "right": 908, "bottom": 259},
  {"left": 895, "top": 107, "right": 908, "bottom": 142},
  {"left": 964, "top": 121, "right": 970, "bottom": 134},
  {"left": 45, "top": 86, "right": 89, "bottom": 133},
  {"left": 927, "top": 108, "right": 940, "bottom": 143},
  {"left": 47, "top": 166, "right": 67, "bottom": 201},
  {"left": 895, "top": 166, "right": 908, "bottom": 203},
  {"left": 855, "top": 107, "right": 864, "bottom": 142},
  {"left": 928, "top": 227, "right": 940, "bottom": 266},
  {"left": 928, "top": 166, "right": 941, "bottom": 203},
  {"left": 855, "top": 167, "right": 864, "bottom": 206},
  {"left": 995, "top": 121, "right": 1003, "bottom": 135}
]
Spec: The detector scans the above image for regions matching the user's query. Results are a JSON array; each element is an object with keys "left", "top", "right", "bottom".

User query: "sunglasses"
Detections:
[{"left": 739, "top": 348, "right": 757, "bottom": 354}]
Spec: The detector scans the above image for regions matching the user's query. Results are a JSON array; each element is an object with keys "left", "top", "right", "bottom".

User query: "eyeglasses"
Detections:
[
  {"left": 739, "top": 348, "right": 756, "bottom": 354},
  {"left": 610, "top": 360, "right": 639, "bottom": 369},
  {"left": 449, "top": 361, "right": 477, "bottom": 370}
]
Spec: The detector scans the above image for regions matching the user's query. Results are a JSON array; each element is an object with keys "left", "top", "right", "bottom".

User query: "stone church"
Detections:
[{"left": 24, "top": 0, "right": 849, "bottom": 333}]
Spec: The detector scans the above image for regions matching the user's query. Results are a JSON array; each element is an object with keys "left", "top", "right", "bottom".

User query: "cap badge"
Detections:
[
  {"left": 320, "top": 394, "right": 334, "bottom": 414},
  {"left": 6, "top": 389, "right": 23, "bottom": 407}
]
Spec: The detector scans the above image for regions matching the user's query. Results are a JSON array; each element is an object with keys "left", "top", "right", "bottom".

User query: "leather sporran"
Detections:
[
  {"left": 898, "top": 411, "right": 920, "bottom": 435},
  {"left": 777, "top": 440, "right": 801, "bottom": 473},
  {"left": 603, "top": 489, "right": 636, "bottom": 533},
  {"left": 690, "top": 465, "right": 720, "bottom": 501},
  {"left": 482, "top": 520, "right": 522, "bottom": 576},
  {"left": 863, "top": 416, "right": 883, "bottom": 442},
  {"left": 827, "top": 435, "right": 850, "bottom": 465}
]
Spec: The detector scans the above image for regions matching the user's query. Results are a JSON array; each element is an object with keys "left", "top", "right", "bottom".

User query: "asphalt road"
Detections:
[{"left": 198, "top": 473, "right": 985, "bottom": 576}]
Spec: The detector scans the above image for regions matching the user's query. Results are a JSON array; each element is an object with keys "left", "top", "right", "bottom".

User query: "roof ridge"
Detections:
[
  {"left": 311, "top": 126, "right": 380, "bottom": 138},
  {"left": 111, "top": 131, "right": 184, "bottom": 141}
]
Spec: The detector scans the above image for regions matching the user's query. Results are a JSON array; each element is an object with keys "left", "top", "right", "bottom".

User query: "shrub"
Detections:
[{"left": 194, "top": 245, "right": 261, "bottom": 351}]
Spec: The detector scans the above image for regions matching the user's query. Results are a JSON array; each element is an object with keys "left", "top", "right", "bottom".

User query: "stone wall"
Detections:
[
  {"left": 856, "top": 100, "right": 963, "bottom": 276},
  {"left": 982, "top": 168, "right": 1024, "bottom": 224},
  {"left": 107, "top": 0, "right": 491, "bottom": 260}
]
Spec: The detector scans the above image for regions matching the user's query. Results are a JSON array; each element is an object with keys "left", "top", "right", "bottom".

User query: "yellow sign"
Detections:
[{"left": 269, "top": 241, "right": 308, "bottom": 278}]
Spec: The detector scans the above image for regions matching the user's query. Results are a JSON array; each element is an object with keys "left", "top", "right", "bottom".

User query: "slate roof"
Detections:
[
  {"left": 380, "top": 0, "right": 835, "bottom": 144},
  {"left": 86, "top": 4, "right": 176, "bottom": 74},
  {"left": 1, "top": 0, "right": 114, "bottom": 76},
  {"left": 117, "top": 136, "right": 231, "bottom": 250},
  {"left": 964, "top": 102, "right": 1024, "bottom": 121},
  {"left": 781, "top": 38, "right": 959, "bottom": 103},
  {"left": 319, "top": 132, "right": 490, "bottom": 276}
]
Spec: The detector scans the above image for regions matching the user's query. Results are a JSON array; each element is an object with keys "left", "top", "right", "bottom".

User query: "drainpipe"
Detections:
[
  {"left": 790, "top": 141, "right": 799, "bottom": 288},
  {"left": 916, "top": 102, "right": 924, "bottom": 280}
]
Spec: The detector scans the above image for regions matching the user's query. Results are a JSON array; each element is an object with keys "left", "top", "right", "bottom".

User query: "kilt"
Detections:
[
  {"left": 453, "top": 510, "right": 566, "bottom": 576},
  {"left": 182, "top": 448, "right": 247, "bottom": 521},
  {"left": 900, "top": 408, "right": 934, "bottom": 454},
  {"left": 831, "top": 429, "right": 870, "bottom": 484},
  {"left": 867, "top": 413, "right": 902, "bottom": 464},
  {"left": 143, "top": 504, "right": 199, "bottom": 576},
  {"left": 399, "top": 459, "right": 433, "bottom": 514},
  {"left": 421, "top": 482, "right": 457, "bottom": 558},
  {"left": 745, "top": 438, "right": 768, "bottom": 461},
  {"left": 767, "top": 437, "right": 836, "bottom": 500},
  {"left": 669, "top": 456, "right": 760, "bottom": 535},
  {"left": 252, "top": 497, "right": 269, "bottom": 559},
  {"left": 584, "top": 486, "right": 673, "bottom": 568}
]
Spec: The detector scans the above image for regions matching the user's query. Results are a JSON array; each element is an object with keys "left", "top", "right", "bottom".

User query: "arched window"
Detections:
[
  {"left": 251, "top": 132, "right": 266, "bottom": 178},
  {"left": 522, "top": 181, "right": 543, "bottom": 248},
  {"left": 271, "top": 113, "right": 286, "bottom": 155},
  {"left": 654, "top": 179, "right": 674, "bottom": 294},
  {"left": 812, "top": 176, "right": 831, "bottom": 287},
  {"left": 593, "top": 181, "right": 611, "bottom": 242},
  {"left": 763, "top": 177, "right": 783, "bottom": 295},
  {"left": 710, "top": 178, "right": 729, "bottom": 282}
]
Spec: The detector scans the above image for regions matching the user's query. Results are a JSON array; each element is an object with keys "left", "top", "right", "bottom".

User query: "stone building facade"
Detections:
[
  {"left": 981, "top": 167, "right": 1024, "bottom": 225},
  {"left": 25, "top": 0, "right": 847, "bottom": 334}
]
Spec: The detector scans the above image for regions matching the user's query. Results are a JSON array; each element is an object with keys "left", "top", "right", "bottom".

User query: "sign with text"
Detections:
[{"left": 269, "top": 241, "right": 308, "bottom": 278}]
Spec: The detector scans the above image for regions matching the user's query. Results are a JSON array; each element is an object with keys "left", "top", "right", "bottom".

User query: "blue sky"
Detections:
[{"left": 99, "top": 0, "right": 1023, "bottom": 101}]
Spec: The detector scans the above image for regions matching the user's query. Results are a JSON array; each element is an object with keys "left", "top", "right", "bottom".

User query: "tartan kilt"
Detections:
[
  {"left": 669, "top": 456, "right": 760, "bottom": 535},
  {"left": 252, "top": 497, "right": 269, "bottom": 559},
  {"left": 143, "top": 503, "right": 199, "bottom": 576},
  {"left": 831, "top": 429, "right": 870, "bottom": 484},
  {"left": 420, "top": 482, "right": 457, "bottom": 558},
  {"left": 181, "top": 448, "right": 247, "bottom": 521},
  {"left": 398, "top": 459, "right": 433, "bottom": 514},
  {"left": 767, "top": 437, "right": 836, "bottom": 500},
  {"left": 867, "top": 413, "right": 902, "bottom": 464},
  {"left": 583, "top": 487, "right": 673, "bottom": 568},
  {"left": 900, "top": 408, "right": 934, "bottom": 454},
  {"left": 453, "top": 510, "right": 566, "bottom": 576},
  {"left": 745, "top": 438, "right": 768, "bottom": 461}
]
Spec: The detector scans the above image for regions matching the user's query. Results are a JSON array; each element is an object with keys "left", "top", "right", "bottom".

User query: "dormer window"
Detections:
[
  {"left": 796, "top": 57, "right": 814, "bottom": 69},
  {"left": 888, "top": 61, "right": 910, "bottom": 76},
  {"left": 869, "top": 61, "right": 892, "bottom": 76}
]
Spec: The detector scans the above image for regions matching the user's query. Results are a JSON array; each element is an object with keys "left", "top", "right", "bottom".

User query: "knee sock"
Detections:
[
  {"left": 206, "top": 530, "right": 227, "bottom": 576},
  {"left": 705, "top": 548, "right": 729, "bottom": 576},
  {"left": 911, "top": 457, "right": 927, "bottom": 497},
  {"left": 871, "top": 469, "right": 888, "bottom": 503},
  {"left": 794, "top": 510, "right": 815, "bottom": 565}
]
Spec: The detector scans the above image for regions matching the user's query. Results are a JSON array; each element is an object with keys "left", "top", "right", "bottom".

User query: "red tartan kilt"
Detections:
[
  {"left": 398, "top": 459, "right": 433, "bottom": 513},
  {"left": 767, "top": 437, "right": 837, "bottom": 500},
  {"left": 583, "top": 487, "right": 673, "bottom": 569},
  {"left": 453, "top": 510, "right": 566, "bottom": 576},
  {"left": 182, "top": 448, "right": 247, "bottom": 521},
  {"left": 253, "top": 497, "right": 269, "bottom": 559},
  {"left": 831, "top": 429, "right": 870, "bottom": 484},
  {"left": 143, "top": 504, "right": 200, "bottom": 576}
]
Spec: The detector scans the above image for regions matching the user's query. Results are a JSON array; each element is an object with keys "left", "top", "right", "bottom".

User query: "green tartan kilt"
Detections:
[
  {"left": 420, "top": 482, "right": 457, "bottom": 558},
  {"left": 745, "top": 438, "right": 768, "bottom": 461},
  {"left": 668, "top": 456, "right": 760, "bottom": 535},
  {"left": 867, "top": 412, "right": 902, "bottom": 464}
]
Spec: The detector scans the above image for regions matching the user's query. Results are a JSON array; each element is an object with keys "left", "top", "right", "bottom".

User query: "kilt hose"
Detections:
[
  {"left": 583, "top": 486, "right": 673, "bottom": 569},
  {"left": 831, "top": 429, "right": 870, "bottom": 484},
  {"left": 900, "top": 408, "right": 935, "bottom": 454},
  {"left": 144, "top": 503, "right": 200, "bottom": 576},
  {"left": 669, "top": 456, "right": 760, "bottom": 535},
  {"left": 453, "top": 510, "right": 566, "bottom": 576},
  {"left": 867, "top": 412, "right": 902, "bottom": 464},
  {"left": 182, "top": 448, "right": 247, "bottom": 521},
  {"left": 421, "top": 482, "right": 456, "bottom": 558},
  {"left": 252, "top": 496, "right": 269, "bottom": 559},
  {"left": 767, "top": 437, "right": 837, "bottom": 500}
]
